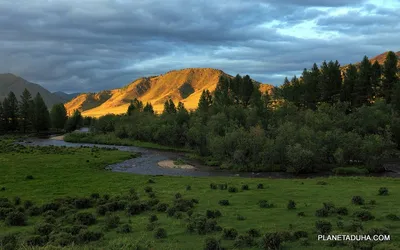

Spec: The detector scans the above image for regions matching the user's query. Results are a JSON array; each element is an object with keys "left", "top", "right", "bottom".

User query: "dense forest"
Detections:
[
  {"left": 69, "top": 51, "right": 399, "bottom": 174},
  {"left": 0, "top": 89, "right": 83, "bottom": 134},
  {"left": 2, "top": 51, "right": 400, "bottom": 174}
]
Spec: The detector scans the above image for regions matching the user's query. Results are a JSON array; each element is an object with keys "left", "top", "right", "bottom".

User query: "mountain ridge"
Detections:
[
  {"left": 0, "top": 73, "right": 64, "bottom": 108},
  {"left": 65, "top": 68, "right": 274, "bottom": 117}
]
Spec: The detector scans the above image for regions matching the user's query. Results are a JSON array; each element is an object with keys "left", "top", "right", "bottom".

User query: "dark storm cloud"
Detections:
[{"left": 0, "top": 0, "right": 398, "bottom": 92}]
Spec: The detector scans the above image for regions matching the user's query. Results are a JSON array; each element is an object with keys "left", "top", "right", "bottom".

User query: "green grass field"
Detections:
[{"left": 0, "top": 141, "right": 399, "bottom": 249}]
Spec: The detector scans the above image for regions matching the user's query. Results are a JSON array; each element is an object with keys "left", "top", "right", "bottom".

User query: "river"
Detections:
[{"left": 19, "top": 137, "right": 400, "bottom": 178}]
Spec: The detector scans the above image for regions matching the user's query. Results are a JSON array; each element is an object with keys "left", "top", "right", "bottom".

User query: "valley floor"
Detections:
[{"left": 0, "top": 140, "right": 399, "bottom": 249}]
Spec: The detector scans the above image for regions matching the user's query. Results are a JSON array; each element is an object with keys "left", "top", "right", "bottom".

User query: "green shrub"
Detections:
[
  {"left": 90, "top": 193, "right": 100, "bottom": 199},
  {"left": 241, "top": 184, "right": 249, "bottom": 190},
  {"left": 317, "top": 181, "right": 327, "bottom": 185},
  {"left": 0, "top": 233, "right": 18, "bottom": 250},
  {"left": 28, "top": 206, "right": 41, "bottom": 216},
  {"left": 41, "top": 202, "right": 60, "bottom": 213},
  {"left": 144, "top": 186, "right": 153, "bottom": 193},
  {"left": 346, "top": 221, "right": 363, "bottom": 232},
  {"left": 74, "top": 212, "right": 96, "bottom": 226},
  {"left": 25, "top": 175, "right": 34, "bottom": 180},
  {"left": 228, "top": 187, "right": 238, "bottom": 193},
  {"left": 257, "top": 183, "right": 264, "bottom": 189},
  {"left": 13, "top": 197, "right": 20, "bottom": 206},
  {"left": 218, "top": 183, "right": 228, "bottom": 190},
  {"left": 219, "top": 200, "right": 229, "bottom": 206},
  {"left": 0, "top": 208, "right": 13, "bottom": 220},
  {"left": 315, "top": 220, "right": 332, "bottom": 234},
  {"left": 23, "top": 200, "right": 33, "bottom": 209},
  {"left": 287, "top": 200, "right": 296, "bottom": 210},
  {"left": 206, "top": 210, "right": 222, "bottom": 219},
  {"left": 154, "top": 228, "right": 167, "bottom": 239},
  {"left": 149, "top": 214, "right": 158, "bottom": 223},
  {"left": 34, "top": 223, "right": 54, "bottom": 236},
  {"left": 247, "top": 228, "right": 261, "bottom": 238},
  {"left": 378, "top": 187, "right": 389, "bottom": 196},
  {"left": 259, "top": 200, "right": 273, "bottom": 208},
  {"left": 234, "top": 234, "right": 254, "bottom": 248},
  {"left": 204, "top": 237, "right": 223, "bottom": 250},
  {"left": 146, "top": 223, "right": 156, "bottom": 231},
  {"left": 148, "top": 179, "right": 156, "bottom": 184},
  {"left": 77, "top": 230, "right": 103, "bottom": 243},
  {"left": 293, "top": 231, "right": 308, "bottom": 239},
  {"left": 49, "top": 232, "right": 75, "bottom": 247},
  {"left": 117, "top": 224, "right": 132, "bottom": 234},
  {"left": 297, "top": 212, "right": 305, "bottom": 217},
  {"left": 261, "top": 232, "right": 281, "bottom": 250},
  {"left": 210, "top": 183, "right": 217, "bottom": 190},
  {"left": 186, "top": 185, "right": 191, "bottom": 191},
  {"left": 351, "top": 196, "right": 365, "bottom": 205},
  {"left": 369, "top": 200, "right": 377, "bottom": 205},
  {"left": 5, "top": 211, "right": 26, "bottom": 226},
  {"left": 25, "top": 235, "right": 47, "bottom": 247},
  {"left": 104, "top": 214, "right": 120, "bottom": 229},
  {"left": 74, "top": 198, "right": 92, "bottom": 209},
  {"left": 222, "top": 228, "right": 238, "bottom": 240},
  {"left": 333, "top": 207, "right": 346, "bottom": 216},
  {"left": 236, "top": 215, "right": 246, "bottom": 221},
  {"left": 175, "top": 193, "right": 182, "bottom": 199},
  {"left": 386, "top": 213, "right": 400, "bottom": 221},
  {"left": 148, "top": 192, "right": 156, "bottom": 199},
  {"left": 156, "top": 203, "right": 169, "bottom": 212},
  {"left": 97, "top": 205, "right": 108, "bottom": 216},
  {"left": 353, "top": 210, "right": 375, "bottom": 221}
]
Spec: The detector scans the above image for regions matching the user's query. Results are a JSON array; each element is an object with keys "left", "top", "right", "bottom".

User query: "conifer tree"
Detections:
[
  {"left": 303, "top": 63, "right": 320, "bottom": 109},
  {"left": 143, "top": 102, "right": 154, "bottom": 114},
  {"left": 198, "top": 90, "right": 213, "bottom": 113},
  {"left": 241, "top": 75, "right": 254, "bottom": 107},
  {"left": 341, "top": 64, "right": 358, "bottom": 105},
  {"left": 371, "top": 61, "right": 382, "bottom": 98},
  {"left": 163, "top": 99, "right": 176, "bottom": 114},
  {"left": 382, "top": 51, "right": 399, "bottom": 103},
  {"left": 354, "top": 56, "right": 372, "bottom": 106},
  {"left": 50, "top": 103, "right": 68, "bottom": 130},
  {"left": 214, "top": 76, "right": 232, "bottom": 108},
  {"left": 32, "top": 93, "right": 50, "bottom": 132},
  {"left": 3, "top": 91, "right": 19, "bottom": 131},
  {"left": 19, "top": 88, "right": 34, "bottom": 133}
]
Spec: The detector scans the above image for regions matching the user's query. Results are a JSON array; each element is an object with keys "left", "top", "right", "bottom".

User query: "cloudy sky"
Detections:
[{"left": 0, "top": 0, "right": 399, "bottom": 93}]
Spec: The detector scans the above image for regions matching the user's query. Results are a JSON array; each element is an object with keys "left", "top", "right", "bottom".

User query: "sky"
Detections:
[{"left": 0, "top": 0, "right": 399, "bottom": 93}]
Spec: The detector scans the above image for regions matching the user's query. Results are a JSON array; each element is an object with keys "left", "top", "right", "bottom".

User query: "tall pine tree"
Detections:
[
  {"left": 143, "top": 102, "right": 154, "bottom": 114},
  {"left": 198, "top": 90, "right": 213, "bottom": 113},
  {"left": 50, "top": 103, "right": 68, "bottom": 130},
  {"left": 3, "top": 91, "right": 19, "bottom": 132},
  {"left": 214, "top": 76, "right": 232, "bottom": 108},
  {"left": 341, "top": 64, "right": 358, "bottom": 105},
  {"left": 32, "top": 93, "right": 50, "bottom": 132},
  {"left": 303, "top": 63, "right": 320, "bottom": 109},
  {"left": 354, "top": 56, "right": 373, "bottom": 107},
  {"left": 382, "top": 51, "right": 399, "bottom": 103},
  {"left": 371, "top": 61, "right": 382, "bottom": 99},
  {"left": 19, "top": 88, "right": 34, "bottom": 133}
]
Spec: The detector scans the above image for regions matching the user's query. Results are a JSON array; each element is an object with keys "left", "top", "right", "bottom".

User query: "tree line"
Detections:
[
  {"left": 81, "top": 51, "right": 399, "bottom": 174},
  {"left": 0, "top": 89, "right": 84, "bottom": 134}
]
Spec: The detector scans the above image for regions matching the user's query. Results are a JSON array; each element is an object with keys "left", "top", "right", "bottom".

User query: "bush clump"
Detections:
[
  {"left": 25, "top": 175, "right": 34, "bottom": 180},
  {"left": 23, "top": 200, "right": 33, "bottom": 209},
  {"left": 219, "top": 200, "right": 230, "bottom": 206},
  {"left": 74, "top": 212, "right": 96, "bottom": 226},
  {"left": 241, "top": 184, "right": 249, "bottom": 190},
  {"left": 336, "top": 207, "right": 349, "bottom": 216},
  {"left": 204, "top": 237, "right": 223, "bottom": 250},
  {"left": 236, "top": 215, "right": 246, "bottom": 221},
  {"left": 154, "top": 228, "right": 167, "bottom": 239},
  {"left": 77, "top": 230, "right": 103, "bottom": 243},
  {"left": 186, "top": 185, "right": 191, "bottom": 191},
  {"left": 25, "top": 235, "right": 47, "bottom": 247},
  {"left": 353, "top": 210, "right": 375, "bottom": 221},
  {"left": 206, "top": 210, "right": 222, "bottom": 219},
  {"left": 5, "top": 211, "right": 26, "bottom": 226},
  {"left": 175, "top": 193, "right": 182, "bottom": 199},
  {"left": 247, "top": 228, "right": 261, "bottom": 238},
  {"left": 261, "top": 232, "right": 281, "bottom": 250},
  {"left": 49, "top": 232, "right": 75, "bottom": 247},
  {"left": 144, "top": 186, "right": 153, "bottom": 193},
  {"left": 104, "top": 214, "right": 120, "bottom": 230},
  {"left": 34, "top": 223, "right": 54, "bottom": 236},
  {"left": 351, "top": 196, "right": 365, "bottom": 205},
  {"left": 228, "top": 187, "right": 238, "bottom": 193},
  {"left": 259, "top": 200, "right": 274, "bottom": 208},
  {"left": 149, "top": 214, "right": 158, "bottom": 223},
  {"left": 378, "top": 187, "right": 389, "bottom": 196},
  {"left": 117, "top": 224, "right": 132, "bottom": 234},
  {"left": 234, "top": 234, "right": 254, "bottom": 248},
  {"left": 315, "top": 220, "right": 332, "bottom": 234},
  {"left": 222, "top": 228, "right": 238, "bottom": 240},
  {"left": 74, "top": 198, "right": 92, "bottom": 209},
  {"left": 297, "top": 212, "right": 305, "bottom": 217},
  {"left": 90, "top": 193, "right": 100, "bottom": 199},
  {"left": 257, "top": 183, "right": 264, "bottom": 189},
  {"left": 187, "top": 215, "right": 221, "bottom": 235},
  {"left": 210, "top": 183, "right": 217, "bottom": 190},
  {"left": 386, "top": 213, "right": 400, "bottom": 221},
  {"left": 293, "top": 231, "right": 308, "bottom": 239},
  {"left": 156, "top": 203, "right": 169, "bottom": 212},
  {"left": 287, "top": 200, "right": 296, "bottom": 210},
  {"left": 13, "top": 197, "right": 20, "bottom": 206}
]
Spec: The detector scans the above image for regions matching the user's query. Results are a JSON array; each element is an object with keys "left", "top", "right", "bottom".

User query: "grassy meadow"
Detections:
[{"left": 0, "top": 140, "right": 399, "bottom": 249}]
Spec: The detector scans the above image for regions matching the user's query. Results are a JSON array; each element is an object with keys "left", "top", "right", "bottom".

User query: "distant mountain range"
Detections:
[
  {"left": 0, "top": 73, "right": 64, "bottom": 108},
  {"left": 53, "top": 91, "right": 81, "bottom": 102},
  {"left": 65, "top": 68, "right": 274, "bottom": 117}
]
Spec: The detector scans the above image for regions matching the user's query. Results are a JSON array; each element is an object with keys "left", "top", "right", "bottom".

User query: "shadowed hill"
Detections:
[
  {"left": 0, "top": 73, "right": 63, "bottom": 108},
  {"left": 66, "top": 68, "right": 274, "bottom": 117}
]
